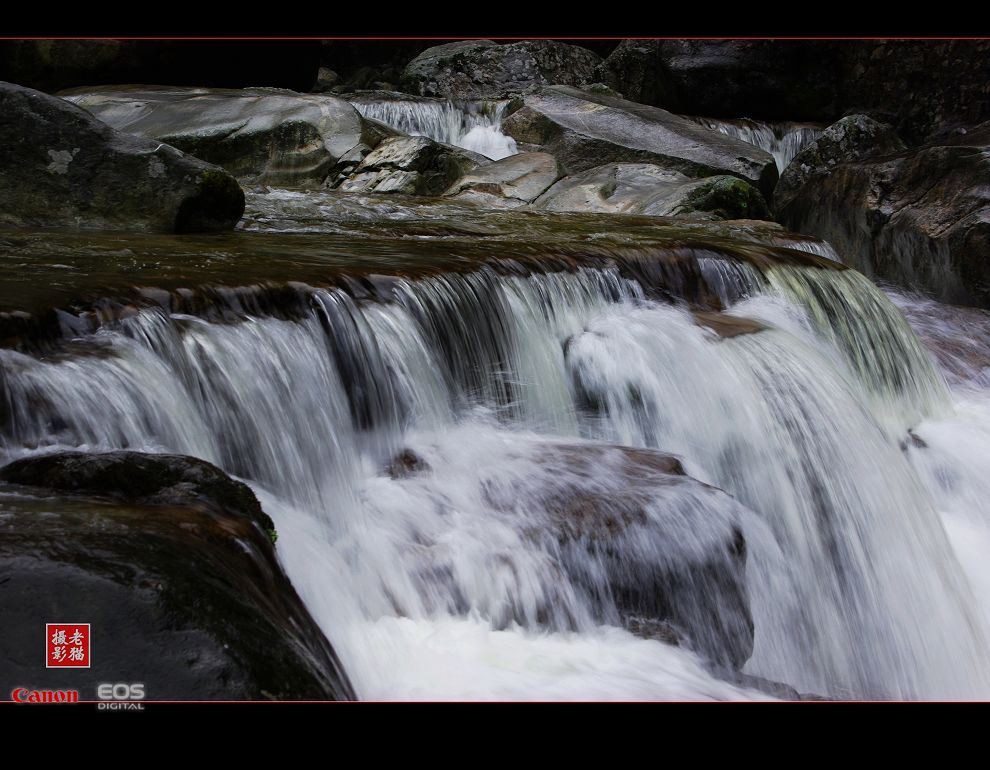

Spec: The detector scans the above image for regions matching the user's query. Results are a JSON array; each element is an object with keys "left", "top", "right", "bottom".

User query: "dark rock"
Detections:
[
  {"left": 533, "top": 163, "right": 770, "bottom": 220},
  {"left": 402, "top": 39, "right": 602, "bottom": 99},
  {"left": 444, "top": 152, "right": 561, "bottom": 207},
  {"left": 774, "top": 115, "right": 907, "bottom": 215},
  {"left": 481, "top": 440, "right": 755, "bottom": 670},
  {"left": 312, "top": 67, "right": 340, "bottom": 93},
  {"left": 0, "top": 40, "right": 321, "bottom": 94},
  {"left": 595, "top": 39, "right": 990, "bottom": 145},
  {"left": 62, "top": 86, "right": 378, "bottom": 188},
  {"left": 501, "top": 86, "right": 778, "bottom": 196},
  {"left": 0, "top": 82, "right": 243, "bottom": 233},
  {"left": 692, "top": 311, "right": 767, "bottom": 338},
  {"left": 386, "top": 449, "right": 431, "bottom": 479},
  {"left": 334, "top": 136, "right": 490, "bottom": 196},
  {"left": 776, "top": 118, "right": 990, "bottom": 307},
  {"left": 0, "top": 451, "right": 355, "bottom": 700}
]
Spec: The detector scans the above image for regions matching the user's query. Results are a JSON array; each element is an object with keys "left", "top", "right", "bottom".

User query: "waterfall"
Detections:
[
  {"left": 2, "top": 252, "right": 988, "bottom": 699},
  {"left": 351, "top": 98, "right": 518, "bottom": 160},
  {"left": 689, "top": 117, "right": 823, "bottom": 173}
]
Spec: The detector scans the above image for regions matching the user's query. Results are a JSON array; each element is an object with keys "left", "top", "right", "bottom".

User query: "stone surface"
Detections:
[
  {"left": 501, "top": 86, "right": 778, "bottom": 196},
  {"left": 0, "top": 451, "right": 355, "bottom": 700},
  {"left": 402, "top": 39, "right": 602, "bottom": 99},
  {"left": 62, "top": 86, "right": 377, "bottom": 187},
  {"left": 444, "top": 152, "right": 561, "bottom": 207},
  {"left": 334, "top": 136, "right": 490, "bottom": 196},
  {"left": 0, "top": 81, "right": 243, "bottom": 233},
  {"left": 533, "top": 163, "right": 770, "bottom": 220},
  {"left": 776, "top": 119, "right": 990, "bottom": 307}
]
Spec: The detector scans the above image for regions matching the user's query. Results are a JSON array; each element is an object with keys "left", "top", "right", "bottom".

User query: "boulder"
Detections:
[
  {"left": 775, "top": 119, "right": 990, "bottom": 308},
  {"left": 0, "top": 451, "right": 355, "bottom": 700},
  {"left": 61, "top": 86, "right": 379, "bottom": 187},
  {"left": 595, "top": 39, "right": 990, "bottom": 144},
  {"left": 500, "top": 86, "right": 778, "bottom": 196},
  {"left": 532, "top": 162, "right": 770, "bottom": 220},
  {"left": 402, "top": 39, "right": 602, "bottom": 99},
  {"left": 0, "top": 82, "right": 243, "bottom": 233},
  {"left": 480, "top": 440, "right": 755, "bottom": 670},
  {"left": 334, "top": 135, "right": 490, "bottom": 196},
  {"left": 774, "top": 115, "right": 906, "bottom": 214},
  {"left": 444, "top": 152, "right": 561, "bottom": 207}
]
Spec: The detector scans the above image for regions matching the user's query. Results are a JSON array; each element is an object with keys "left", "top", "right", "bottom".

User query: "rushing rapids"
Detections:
[
  {"left": 689, "top": 117, "right": 823, "bottom": 173},
  {"left": 0, "top": 202, "right": 990, "bottom": 698}
]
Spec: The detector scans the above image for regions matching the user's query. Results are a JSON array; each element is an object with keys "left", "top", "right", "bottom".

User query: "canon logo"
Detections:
[{"left": 11, "top": 688, "right": 79, "bottom": 703}]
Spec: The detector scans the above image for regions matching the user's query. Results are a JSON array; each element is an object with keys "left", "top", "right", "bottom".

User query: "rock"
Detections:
[
  {"left": 774, "top": 115, "right": 907, "bottom": 214},
  {"left": 0, "top": 451, "right": 355, "bottom": 700},
  {"left": 595, "top": 40, "right": 990, "bottom": 144},
  {"left": 777, "top": 119, "right": 990, "bottom": 307},
  {"left": 402, "top": 39, "right": 602, "bottom": 99},
  {"left": 532, "top": 163, "right": 770, "bottom": 220},
  {"left": 0, "top": 82, "right": 243, "bottom": 233},
  {"left": 61, "top": 86, "right": 379, "bottom": 187},
  {"left": 501, "top": 86, "right": 778, "bottom": 196},
  {"left": 444, "top": 152, "right": 561, "bottom": 207},
  {"left": 480, "top": 440, "right": 755, "bottom": 670},
  {"left": 312, "top": 66, "right": 340, "bottom": 93},
  {"left": 334, "top": 136, "right": 490, "bottom": 196},
  {"left": 0, "top": 40, "right": 321, "bottom": 94}
]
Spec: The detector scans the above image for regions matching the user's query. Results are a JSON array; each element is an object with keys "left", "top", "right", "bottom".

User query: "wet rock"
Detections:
[
  {"left": 482, "top": 440, "right": 755, "bottom": 670},
  {"left": 444, "top": 152, "right": 562, "bottom": 207},
  {"left": 334, "top": 136, "right": 490, "bottom": 196},
  {"left": 533, "top": 163, "right": 770, "bottom": 220},
  {"left": 402, "top": 39, "right": 602, "bottom": 99},
  {"left": 0, "top": 82, "right": 244, "bottom": 233},
  {"left": 0, "top": 450, "right": 355, "bottom": 700},
  {"left": 776, "top": 118, "right": 990, "bottom": 307},
  {"left": 62, "top": 86, "right": 379, "bottom": 188},
  {"left": 692, "top": 311, "right": 767, "bottom": 338},
  {"left": 386, "top": 448, "right": 432, "bottom": 479},
  {"left": 501, "top": 86, "right": 778, "bottom": 196},
  {"left": 774, "top": 115, "right": 907, "bottom": 215}
]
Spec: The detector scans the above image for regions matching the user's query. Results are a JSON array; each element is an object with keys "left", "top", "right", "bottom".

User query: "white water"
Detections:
[
  {"left": 690, "top": 116, "right": 823, "bottom": 173},
  {"left": 352, "top": 99, "right": 518, "bottom": 160},
  {"left": 3, "top": 260, "right": 990, "bottom": 700}
]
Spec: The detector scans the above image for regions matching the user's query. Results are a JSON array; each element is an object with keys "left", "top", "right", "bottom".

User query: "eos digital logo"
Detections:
[{"left": 97, "top": 683, "right": 146, "bottom": 711}]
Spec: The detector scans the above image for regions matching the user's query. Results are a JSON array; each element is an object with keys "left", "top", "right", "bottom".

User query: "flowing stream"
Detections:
[{"left": 2, "top": 245, "right": 989, "bottom": 700}]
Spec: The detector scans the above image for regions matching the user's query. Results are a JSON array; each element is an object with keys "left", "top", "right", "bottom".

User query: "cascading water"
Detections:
[
  {"left": 351, "top": 98, "right": 518, "bottom": 160},
  {"left": 2, "top": 251, "right": 989, "bottom": 700},
  {"left": 689, "top": 116, "right": 823, "bottom": 173}
]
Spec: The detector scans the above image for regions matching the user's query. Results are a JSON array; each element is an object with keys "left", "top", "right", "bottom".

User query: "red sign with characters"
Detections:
[{"left": 46, "top": 624, "right": 90, "bottom": 668}]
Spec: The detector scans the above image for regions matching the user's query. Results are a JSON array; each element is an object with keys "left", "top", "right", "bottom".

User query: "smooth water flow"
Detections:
[
  {"left": 690, "top": 117, "right": 823, "bottom": 173},
  {"left": 2, "top": 256, "right": 989, "bottom": 699},
  {"left": 351, "top": 99, "right": 518, "bottom": 160}
]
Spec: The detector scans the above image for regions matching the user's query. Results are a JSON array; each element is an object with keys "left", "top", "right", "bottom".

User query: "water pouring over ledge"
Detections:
[{"left": 1, "top": 197, "right": 988, "bottom": 700}]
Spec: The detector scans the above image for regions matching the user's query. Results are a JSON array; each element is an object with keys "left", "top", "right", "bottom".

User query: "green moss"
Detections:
[{"left": 679, "top": 177, "right": 771, "bottom": 221}]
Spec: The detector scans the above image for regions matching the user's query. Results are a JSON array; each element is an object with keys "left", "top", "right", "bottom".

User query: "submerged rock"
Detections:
[
  {"left": 0, "top": 451, "right": 355, "bottom": 700},
  {"left": 501, "top": 86, "right": 778, "bottom": 196},
  {"left": 334, "top": 135, "right": 490, "bottom": 196},
  {"left": 776, "top": 118, "right": 990, "bottom": 307},
  {"left": 402, "top": 39, "right": 602, "bottom": 99},
  {"left": 61, "top": 86, "right": 379, "bottom": 187},
  {"left": 533, "top": 163, "right": 770, "bottom": 220},
  {"left": 0, "top": 81, "right": 244, "bottom": 233}
]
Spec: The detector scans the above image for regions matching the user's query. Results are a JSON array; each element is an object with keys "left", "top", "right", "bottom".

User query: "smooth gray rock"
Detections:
[
  {"left": 444, "top": 151, "right": 561, "bottom": 207},
  {"left": 533, "top": 163, "right": 770, "bottom": 220},
  {"left": 501, "top": 86, "right": 779, "bottom": 196},
  {"left": 0, "top": 81, "right": 243, "bottom": 233},
  {"left": 402, "top": 39, "right": 602, "bottom": 99},
  {"left": 61, "top": 85, "right": 377, "bottom": 187},
  {"left": 335, "top": 135, "right": 490, "bottom": 195}
]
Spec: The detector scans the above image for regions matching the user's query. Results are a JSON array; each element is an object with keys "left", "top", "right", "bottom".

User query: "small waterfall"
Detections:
[
  {"left": 351, "top": 98, "right": 518, "bottom": 160},
  {"left": 2, "top": 251, "right": 987, "bottom": 699},
  {"left": 689, "top": 116, "right": 823, "bottom": 173}
]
